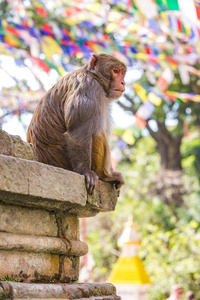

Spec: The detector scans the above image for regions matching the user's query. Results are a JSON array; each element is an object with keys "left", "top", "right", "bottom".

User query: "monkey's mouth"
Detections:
[{"left": 113, "top": 89, "right": 125, "bottom": 93}]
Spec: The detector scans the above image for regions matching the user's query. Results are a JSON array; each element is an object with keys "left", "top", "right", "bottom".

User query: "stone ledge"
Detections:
[
  {"left": 0, "top": 232, "right": 88, "bottom": 257},
  {"left": 0, "top": 282, "right": 121, "bottom": 300},
  {"left": 0, "top": 128, "right": 36, "bottom": 160},
  {"left": 0, "top": 154, "right": 118, "bottom": 217}
]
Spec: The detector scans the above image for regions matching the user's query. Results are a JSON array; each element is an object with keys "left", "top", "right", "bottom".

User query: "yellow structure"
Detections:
[
  {"left": 108, "top": 256, "right": 151, "bottom": 284},
  {"left": 108, "top": 216, "right": 151, "bottom": 300}
]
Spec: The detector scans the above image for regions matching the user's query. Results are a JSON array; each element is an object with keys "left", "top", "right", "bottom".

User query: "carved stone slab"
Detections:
[{"left": 0, "top": 154, "right": 118, "bottom": 217}]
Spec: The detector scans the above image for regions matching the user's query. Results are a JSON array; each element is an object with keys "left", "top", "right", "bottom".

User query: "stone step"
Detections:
[
  {"left": 0, "top": 282, "right": 121, "bottom": 300},
  {"left": 14, "top": 297, "right": 118, "bottom": 300}
]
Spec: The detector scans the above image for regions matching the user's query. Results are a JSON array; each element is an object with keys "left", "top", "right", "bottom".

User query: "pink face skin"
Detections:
[{"left": 109, "top": 66, "right": 126, "bottom": 99}]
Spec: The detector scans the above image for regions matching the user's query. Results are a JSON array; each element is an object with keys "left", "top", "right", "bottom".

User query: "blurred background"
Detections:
[{"left": 0, "top": 0, "right": 200, "bottom": 299}]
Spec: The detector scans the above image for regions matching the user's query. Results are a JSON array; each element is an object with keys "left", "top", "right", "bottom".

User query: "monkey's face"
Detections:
[{"left": 108, "top": 66, "right": 126, "bottom": 100}]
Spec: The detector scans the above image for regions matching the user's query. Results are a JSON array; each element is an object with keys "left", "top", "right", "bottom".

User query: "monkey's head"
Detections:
[{"left": 88, "top": 53, "right": 127, "bottom": 100}]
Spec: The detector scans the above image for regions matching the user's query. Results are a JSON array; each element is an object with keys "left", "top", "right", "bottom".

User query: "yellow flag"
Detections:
[
  {"left": 161, "top": 11, "right": 169, "bottom": 26},
  {"left": 0, "top": 43, "right": 16, "bottom": 56},
  {"left": 148, "top": 92, "right": 162, "bottom": 106},
  {"left": 57, "top": 66, "right": 66, "bottom": 77},
  {"left": 63, "top": 19, "right": 78, "bottom": 26},
  {"left": 4, "top": 35, "right": 20, "bottom": 47},
  {"left": 134, "top": 53, "right": 148, "bottom": 60},
  {"left": 122, "top": 129, "right": 135, "bottom": 145},
  {"left": 185, "top": 25, "right": 191, "bottom": 36},
  {"left": 193, "top": 95, "right": 200, "bottom": 102},
  {"left": 41, "top": 36, "right": 63, "bottom": 60},
  {"left": 105, "top": 23, "right": 118, "bottom": 33},
  {"left": 133, "top": 83, "right": 147, "bottom": 102}
]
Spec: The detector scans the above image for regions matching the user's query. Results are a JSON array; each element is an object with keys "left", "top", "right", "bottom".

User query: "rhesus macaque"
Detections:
[{"left": 27, "top": 53, "right": 126, "bottom": 195}]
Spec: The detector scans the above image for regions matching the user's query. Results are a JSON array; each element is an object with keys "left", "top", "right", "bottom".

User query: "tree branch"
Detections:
[
  {"left": 124, "top": 93, "right": 135, "bottom": 106},
  {"left": 157, "top": 122, "right": 173, "bottom": 144},
  {"left": 146, "top": 121, "right": 160, "bottom": 142},
  {"left": 117, "top": 100, "right": 137, "bottom": 115}
]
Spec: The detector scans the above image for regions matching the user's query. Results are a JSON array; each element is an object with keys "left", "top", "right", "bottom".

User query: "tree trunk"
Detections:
[
  {"left": 146, "top": 121, "right": 185, "bottom": 206},
  {"left": 156, "top": 136, "right": 182, "bottom": 171},
  {"left": 117, "top": 99, "right": 186, "bottom": 206}
]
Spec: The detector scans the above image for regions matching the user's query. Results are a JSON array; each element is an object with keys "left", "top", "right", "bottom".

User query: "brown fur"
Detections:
[{"left": 27, "top": 53, "right": 126, "bottom": 194}]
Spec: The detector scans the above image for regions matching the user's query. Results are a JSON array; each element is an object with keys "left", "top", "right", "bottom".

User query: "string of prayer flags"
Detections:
[
  {"left": 117, "top": 139, "right": 128, "bottom": 149},
  {"left": 134, "top": 100, "right": 155, "bottom": 128},
  {"left": 164, "top": 0, "right": 179, "bottom": 10},
  {"left": 111, "top": 156, "right": 118, "bottom": 170},
  {"left": 134, "top": 0, "right": 158, "bottom": 19},
  {"left": 121, "top": 129, "right": 136, "bottom": 145},
  {"left": 178, "top": 64, "right": 190, "bottom": 85},
  {"left": 28, "top": 55, "right": 51, "bottom": 73},
  {"left": 163, "top": 91, "right": 176, "bottom": 101},
  {"left": 133, "top": 83, "right": 147, "bottom": 102},
  {"left": 111, "top": 147, "right": 123, "bottom": 163},
  {"left": 178, "top": 0, "right": 198, "bottom": 25},
  {"left": 185, "top": 65, "right": 200, "bottom": 76},
  {"left": 157, "top": 66, "right": 174, "bottom": 90},
  {"left": 35, "top": 3, "right": 48, "bottom": 18},
  {"left": 111, "top": 147, "right": 123, "bottom": 169},
  {"left": 41, "top": 36, "right": 63, "bottom": 60},
  {"left": 164, "top": 91, "right": 200, "bottom": 102},
  {"left": 1, "top": 0, "right": 200, "bottom": 117},
  {"left": 148, "top": 92, "right": 162, "bottom": 106},
  {"left": 194, "top": 0, "right": 200, "bottom": 20},
  {"left": 135, "top": 114, "right": 147, "bottom": 129}
]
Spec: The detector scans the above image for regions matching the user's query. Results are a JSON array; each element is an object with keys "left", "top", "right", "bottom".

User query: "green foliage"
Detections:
[
  {"left": 87, "top": 132, "right": 200, "bottom": 300},
  {"left": 0, "top": 275, "right": 21, "bottom": 282},
  {"left": 181, "top": 135, "right": 200, "bottom": 181},
  {"left": 87, "top": 213, "right": 121, "bottom": 281},
  {"left": 0, "top": 0, "right": 11, "bottom": 18}
]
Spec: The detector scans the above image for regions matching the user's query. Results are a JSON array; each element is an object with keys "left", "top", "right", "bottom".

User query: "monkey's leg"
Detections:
[
  {"left": 92, "top": 133, "right": 125, "bottom": 192},
  {"left": 64, "top": 131, "right": 99, "bottom": 195}
]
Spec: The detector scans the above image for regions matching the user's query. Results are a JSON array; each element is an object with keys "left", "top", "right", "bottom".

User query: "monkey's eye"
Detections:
[{"left": 113, "top": 69, "right": 119, "bottom": 73}]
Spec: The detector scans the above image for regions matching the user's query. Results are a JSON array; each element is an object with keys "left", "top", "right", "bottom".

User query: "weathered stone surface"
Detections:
[
  {"left": 10, "top": 134, "right": 36, "bottom": 160},
  {"left": 0, "top": 154, "right": 118, "bottom": 216},
  {"left": 0, "top": 202, "right": 85, "bottom": 283},
  {"left": 0, "top": 251, "right": 79, "bottom": 283},
  {"left": 0, "top": 130, "right": 119, "bottom": 291},
  {"left": 0, "top": 251, "right": 60, "bottom": 281},
  {"left": 61, "top": 214, "right": 80, "bottom": 240},
  {"left": 61, "top": 256, "right": 80, "bottom": 282},
  {"left": 0, "top": 128, "right": 35, "bottom": 160},
  {"left": 0, "top": 203, "right": 58, "bottom": 237},
  {"left": 0, "top": 154, "right": 28, "bottom": 195},
  {"left": 0, "top": 282, "right": 11, "bottom": 300},
  {"left": 0, "top": 282, "right": 121, "bottom": 299},
  {"left": 87, "top": 181, "right": 118, "bottom": 212},
  {"left": 28, "top": 161, "right": 86, "bottom": 204},
  {"left": 0, "top": 232, "right": 88, "bottom": 256},
  {"left": 0, "top": 129, "right": 12, "bottom": 156}
]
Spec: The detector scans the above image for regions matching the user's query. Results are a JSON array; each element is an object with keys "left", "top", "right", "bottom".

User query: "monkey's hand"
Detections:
[
  {"left": 110, "top": 171, "right": 125, "bottom": 195},
  {"left": 82, "top": 170, "right": 99, "bottom": 195}
]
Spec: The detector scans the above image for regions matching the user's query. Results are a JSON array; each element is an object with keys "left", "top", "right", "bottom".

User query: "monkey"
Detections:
[{"left": 27, "top": 53, "right": 126, "bottom": 195}]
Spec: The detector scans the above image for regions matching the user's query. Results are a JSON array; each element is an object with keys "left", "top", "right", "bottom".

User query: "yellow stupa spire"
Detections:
[{"left": 108, "top": 216, "right": 151, "bottom": 285}]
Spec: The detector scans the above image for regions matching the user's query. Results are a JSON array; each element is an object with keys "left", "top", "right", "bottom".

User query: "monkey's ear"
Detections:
[{"left": 90, "top": 54, "right": 98, "bottom": 69}]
